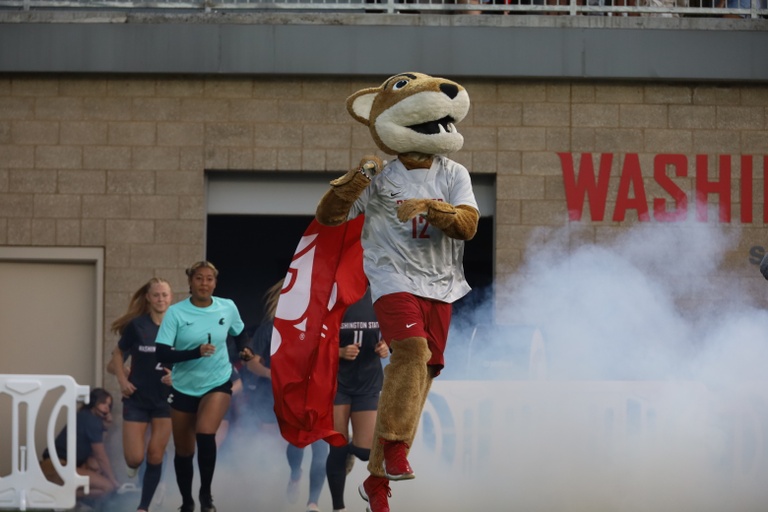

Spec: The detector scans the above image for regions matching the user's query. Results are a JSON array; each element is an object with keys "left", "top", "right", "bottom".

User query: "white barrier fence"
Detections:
[{"left": 0, "top": 375, "right": 90, "bottom": 511}]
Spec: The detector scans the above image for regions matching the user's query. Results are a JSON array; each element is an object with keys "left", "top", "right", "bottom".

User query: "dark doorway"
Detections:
[{"left": 206, "top": 215, "right": 494, "bottom": 333}]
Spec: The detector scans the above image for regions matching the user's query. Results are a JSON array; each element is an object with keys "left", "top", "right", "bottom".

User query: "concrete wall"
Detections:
[
  {"left": 0, "top": 13, "right": 767, "bottom": 392},
  {"left": 1, "top": 73, "right": 765, "bottom": 301},
  {"left": 1, "top": 14, "right": 767, "bottom": 81}
]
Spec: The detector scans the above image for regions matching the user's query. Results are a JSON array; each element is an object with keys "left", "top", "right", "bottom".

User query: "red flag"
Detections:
[{"left": 270, "top": 216, "right": 367, "bottom": 448}]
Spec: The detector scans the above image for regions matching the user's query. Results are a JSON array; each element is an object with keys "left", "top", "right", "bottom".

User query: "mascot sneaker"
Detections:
[
  {"left": 382, "top": 440, "right": 414, "bottom": 480},
  {"left": 359, "top": 475, "right": 391, "bottom": 512}
]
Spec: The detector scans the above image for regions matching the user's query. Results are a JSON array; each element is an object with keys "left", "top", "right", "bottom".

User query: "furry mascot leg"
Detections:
[
  {"left": 367, "top": 336, "right": 432, "bottom": 479},
  {"left": 405, "top": 368, "right": 435, "bottom": 449}
]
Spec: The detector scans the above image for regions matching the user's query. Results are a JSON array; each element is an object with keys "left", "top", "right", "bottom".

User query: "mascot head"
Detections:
[{"left": 346, "top": 72, "right": 470, "bottom": 158}]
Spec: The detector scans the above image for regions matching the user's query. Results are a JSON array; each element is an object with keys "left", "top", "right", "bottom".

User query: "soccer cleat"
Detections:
[
  {"left": 199, "top": 493, "right": 216, "bottom": 512},
  {"left": 381, "top": 440, "right": 414, "bottom": 480},
  {"left": 178, "top": 502, "right": 194, "bottom": 512},
  {"left": 359, "top": 475, "right": 391, "bottom": 512}
]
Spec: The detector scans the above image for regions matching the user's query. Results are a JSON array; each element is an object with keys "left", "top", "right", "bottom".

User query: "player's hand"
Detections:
[
  {"left": 374, "top": 340, "right": 390, "bottom": 359},
  {"left": 161, "top": 368, "right": 172, "bottom": 387},
  {"left": 119, "top": 379, "right": 137, "bottom": 398},
  {"left": 340, "top": 345, "right": 360, "bottom": 361},
  {"left": 200, "top": 343, "right": 216, "bottom": 357},
  {"left": 239, "top": 347, "right": 255, "bottom": 362}
]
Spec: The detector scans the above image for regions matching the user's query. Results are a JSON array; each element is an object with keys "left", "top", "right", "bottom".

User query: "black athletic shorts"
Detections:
[
  {"left": 167, "top": 380, "right": 233, "bottom": 414},
  {"left": 122, "top": 397, "right": 171, "bottom": 422},
  {"left": 333, "top": 390, "right": 379, "bottom": 412}
]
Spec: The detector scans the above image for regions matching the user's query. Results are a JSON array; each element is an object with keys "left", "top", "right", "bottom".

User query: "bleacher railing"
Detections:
[{"left": 0, "top": 0, "right": 766, "bottom": 18}]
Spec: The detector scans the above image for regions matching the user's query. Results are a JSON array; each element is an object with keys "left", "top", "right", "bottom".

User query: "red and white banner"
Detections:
[{"left": 270, "top": 216, "right": 368, "bottom": 447}]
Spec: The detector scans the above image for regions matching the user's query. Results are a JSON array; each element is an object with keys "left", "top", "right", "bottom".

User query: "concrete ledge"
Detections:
[{"left": 1, "top": 12, "right": 766, "bottom": 81}]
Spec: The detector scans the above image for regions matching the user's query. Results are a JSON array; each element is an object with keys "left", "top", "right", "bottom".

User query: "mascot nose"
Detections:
[{"left": 439, "top": 83, "right": 459, "bottom": 100}]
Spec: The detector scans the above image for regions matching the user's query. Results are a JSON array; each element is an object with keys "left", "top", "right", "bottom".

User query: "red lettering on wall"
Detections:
[
  {"left": 764, "top": 156, "right": 768, "bottom": 224},
  {"left": 741, "top": 155, "right": 753, "bottom": 224},
  {"left": 558, "top": 152, "right": 612, "bottom": 221},
  {"left": 653, "top": 154, "right": 688, "bottom": 222},
  {"left": 613, "top": 153, "right": 649, "bottom": 222},
  {"left": 558, "top": 153, "right": 763, "bottom": 224}
]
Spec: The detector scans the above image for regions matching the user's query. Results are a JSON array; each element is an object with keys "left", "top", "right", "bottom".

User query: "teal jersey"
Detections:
[{"left": 156, "top": 296, "right": 245, "bottom": 397}]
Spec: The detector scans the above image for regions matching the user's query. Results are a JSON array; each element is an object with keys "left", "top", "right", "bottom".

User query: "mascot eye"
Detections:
[{"left": 393, "top": 79, "right": 409, "bottom": 90}]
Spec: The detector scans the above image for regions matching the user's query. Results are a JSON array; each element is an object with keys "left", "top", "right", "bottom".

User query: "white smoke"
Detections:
[
  {"left": 392, "top": 220, "right": 768, "bottom": 512},
  {"left": 136, "top": 220, "right": 768, "bottom": 512}
]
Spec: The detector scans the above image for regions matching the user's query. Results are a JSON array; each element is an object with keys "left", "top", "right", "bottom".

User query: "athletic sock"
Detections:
[
  {"left": 326, "top": 444, "right": 348, "bottom": 510},
  {"left": 174, "top": 454, "right": 195, "bottom": 506},
  {"left": 348, "top": 443, "right": 371, "bottom": 462},
  {"left": 196, "top": 433, "right": 217, "bottom": 501},
  {"left": 138, "top": 462, "right": 162, "bottom": 510}
]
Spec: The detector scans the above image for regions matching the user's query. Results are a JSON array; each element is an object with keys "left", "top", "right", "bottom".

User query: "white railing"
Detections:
[
  {"left": 0, "top": 375, "right": 90, "bottom": 512},
  {"left": 0, "top": 0, "right": 766, "bottom": 18}
]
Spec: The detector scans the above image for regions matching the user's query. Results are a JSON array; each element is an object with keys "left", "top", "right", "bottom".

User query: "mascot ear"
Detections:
[{"left": 346, "top": 88, "right": 380, "bottom": 126}]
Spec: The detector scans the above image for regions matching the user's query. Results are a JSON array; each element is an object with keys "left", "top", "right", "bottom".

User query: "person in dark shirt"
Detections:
[
  {"left": 108, "top": 277, "right": 174, "bottom": 512},
  {"left": 41, "top": 388, "right": 118, "bottom": 501},
  {"left": 326, "top": 287, "right": 389, "bottom": 512}
]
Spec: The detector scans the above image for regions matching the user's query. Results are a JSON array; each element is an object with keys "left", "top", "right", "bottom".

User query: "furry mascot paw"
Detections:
[
  {"left": 317, "top": 155, "right": 384, "bottom": 227},
  {"left": 397, "top": 199, "right": 477, "bottom": 241}
]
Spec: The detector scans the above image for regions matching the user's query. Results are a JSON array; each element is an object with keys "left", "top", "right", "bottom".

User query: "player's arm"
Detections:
[
  {"left": 90, "top": 441, "right": 118, "bottom": 487},
  {"left": 243, "top": 355, "right": 271, "bottom": 379},
  {"left": 374, "top": 339, "right": 390, "bottom": 359},
  {"left": 156, "top": 343, "right": 206, "bottom": 363},
  {"left": 110, "top": 347, "right": 136, "bottom": 397},
  {"left": 233, "top": 330, "right": 255, "bottom": 362},
  {"left": 155, "top": 311, "right": 208, "bottom": 363}
]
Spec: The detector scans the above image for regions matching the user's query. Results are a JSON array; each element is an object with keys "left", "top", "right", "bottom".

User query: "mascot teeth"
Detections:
[{"left": 407, "top": 116, "right": 457, "bottom": 136}]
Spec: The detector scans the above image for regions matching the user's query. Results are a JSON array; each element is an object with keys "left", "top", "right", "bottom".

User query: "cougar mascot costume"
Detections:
[{"left": 316, "top": 72, "right": 479, "bottom": 512}]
